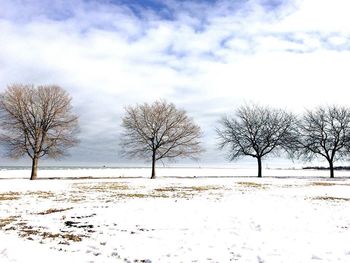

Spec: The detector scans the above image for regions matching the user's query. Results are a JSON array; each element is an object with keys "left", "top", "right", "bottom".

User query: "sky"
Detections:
[{"left": 1, "top": 0, "right": 350, "bottom": 167}]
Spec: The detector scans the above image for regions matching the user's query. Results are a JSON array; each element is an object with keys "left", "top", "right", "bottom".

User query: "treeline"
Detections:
[{"left": 1, "top": 84, "right": 350, "bottom": 180}]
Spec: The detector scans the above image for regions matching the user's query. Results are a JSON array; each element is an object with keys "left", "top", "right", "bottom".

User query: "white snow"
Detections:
[{"left": 0, "top": 168, "right": 350, "bottom": 262}]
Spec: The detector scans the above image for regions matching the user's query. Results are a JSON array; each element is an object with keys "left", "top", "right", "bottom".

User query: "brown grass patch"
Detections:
[
  {"left": 154, "top": 185, "right": 223, "bottom": 192},
  {"left": 17, "top": 223, "right": 84, "bottom": 242},
  {"left": 0, "top": 216, "right": 19, "bottom": 229},
  {"left": 19, "top": 228, "right": 41, "bottom": 237},
  {"left": 74, "top": 182, "right": 130, "bottom": 192},
  {"left": 67, "top": 196, "right": 86, "bottom": 203},
  {"left": 52, "top": 193, "right": 86, "bottom": 203},
  {"left": 236, "top": 182, "right": 269, "bottom": 189},
  {"left": 25, "top": 191, "right": 55, "bottom": 198},
  {"left": 310, "top": 196, "right": 350, "bottom": 202},
  {"left": 61, "top": 233, "right": 83, "bottom": 242},
  {"left": 41, "top": 232, "right": 82, "bottom": 242},
  {"left": 0, "top": 192, "right": 21, "bottom": 201},
  {"left": 36, "top": 207, "right": 73, "bottom": 215},
  {"left": 153, "top": 185, "right": 225, "bottom": 199},
  {"left": 22, "top": 230, "right": 83, "bottom": 242},
  {"left": 109, "top": 192, "right": 169, "bottom": 199}
]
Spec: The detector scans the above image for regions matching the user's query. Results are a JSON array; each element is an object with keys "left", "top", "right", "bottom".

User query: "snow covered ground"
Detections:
[{"left": 0, "top": 168, "right": 350, "bottom": 262}]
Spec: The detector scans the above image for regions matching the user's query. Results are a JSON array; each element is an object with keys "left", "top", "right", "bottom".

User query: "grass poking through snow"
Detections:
[
  {"left": 0, "top": 216, "right": 19, "bottom": 229},
  {"left": 0, "top": 192, "right": 21, "bottom": 201},
  {"left": 309, "top": 196, "right": 350, "bottom": 202},
  {"left": 36, "top": 207, "right": 73, "bottom": 215},
  {"left": 236, "top": 182, "right": 269, "bottom": 189}
]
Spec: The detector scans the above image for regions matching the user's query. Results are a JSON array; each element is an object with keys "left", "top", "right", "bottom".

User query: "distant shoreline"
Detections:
[
  {"left": 302, "top": 166, "right": 350, "bottom": 171},
  {"left": 1, "top": 165, "right": 347, "bottom": 171},
  {"left": 0, "top": 165, "right": 302, "bottom": 170}
]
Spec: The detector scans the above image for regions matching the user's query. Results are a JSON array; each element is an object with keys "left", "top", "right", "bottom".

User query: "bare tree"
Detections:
[
  {"left": 217, "top": 104, "right": 295, "bottom": 177},
  {"left": 120, "top": 100, "right": 202, "bottom": 179},
  {"left": 0, "top": 84, "right": 79, "bottom": 180},
  {"left": 293, "top": 105, "right": 350, "bottom": 178}
]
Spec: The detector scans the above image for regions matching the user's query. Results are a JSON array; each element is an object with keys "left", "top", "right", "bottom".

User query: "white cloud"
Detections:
[
  {"left": 327, "top": 35, "right": 349, "bottom": 46},
  {"left": 272, "top": 0, "right": 350, "bottom": 33},
  {"left": 1, "top": 0, "right": 350, "bottom": 165}
]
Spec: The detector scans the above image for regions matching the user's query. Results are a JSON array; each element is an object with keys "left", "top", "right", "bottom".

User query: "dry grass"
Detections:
[
  {"left": 19, "top": 228, "right": 41, "bottom": 237},
  {"left": 153, "top": 185, "right": 225, "bottom": 199},
  {"left": 67, "top": 196, "right": 86, "bottom": 203},
  {"left": 21, "top": 229, "right": 83, "bottom": 242},
  {"left": 191, "top": 185, "right": 223, "bottom": 191},
  {"left": 1, "top": 190, "right": 56, "bottom": 201},
  {"left": 310, "top": 196, "right": 350, "bottom": 202},
  {"left": 0, "top": 216, "right": 19, "bottom": 229},
  {"left": 40, "top": 232, "right": 82, "bottom": 242},
  {"left": 36, "top": 207, "right": 73, "bottom": 215},
  {"left": 310, "top": 182, "right": 337, "bottom": 187},
  {"left": 25, "top": 191, "right": 55, "bottom": 198},
  {"left": 73, "top": 183, "right": 225, "bottom": 200},
  {"left": 52, "top": 193, "right": 86, "bottom": 203},
  {"left": 0, "top": 192, "right": 21, "bottom": 201},
  {"left": 115, "top": 193, "right": 150, "bottom": 198},
  {"left": 236, "top": 182, "right": 269, "bottom": 189},
  {"left": 60, "top": 233, "right": 83, "bottom": 242},
  {"left": 70, "top": 183, "right": 226, "bottom": 201},
  {"left": 110, "top": 192, "right": 169, "bottom": 199},
  {"left": 74, "top": 182, "right": 130, "bottom": 192},
  {"left": 17, "top": 223, "right": 84, "bottom": 242},
  {"left": 64, "top": 185, "right": 218, "bottom": 201},
  {"left": 154, "top": 185, "right": 223, "bottom": 192}
]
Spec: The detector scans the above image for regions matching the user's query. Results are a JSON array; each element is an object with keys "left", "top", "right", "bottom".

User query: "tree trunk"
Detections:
[
  {"left": 30, "top": 156, "right": 38, "bottom": 180},
  {"left": 257, "top": 157, "right": 262, "bottom": 178},
  {"left": 329, "top": 160, "right": 334, "bottom": 178},
  {"left": 151, "top": 151, "right": 156, "bottom": 179}
]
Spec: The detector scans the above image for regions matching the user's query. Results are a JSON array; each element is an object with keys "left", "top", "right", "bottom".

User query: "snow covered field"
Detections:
[{"left": 1, "top": 168, "right": 350, "bottom": 262}]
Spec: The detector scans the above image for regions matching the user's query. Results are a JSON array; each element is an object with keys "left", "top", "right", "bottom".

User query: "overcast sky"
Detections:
[{"left": 1, "top": 0, "right": 350, "bottom": 166}]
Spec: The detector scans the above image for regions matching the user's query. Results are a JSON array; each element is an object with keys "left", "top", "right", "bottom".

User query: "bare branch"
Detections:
[
  {"left": 216, "top": 103, "right": 296, "bottom": 177},
  {"left": 120, "top": 100, "right": 203, "bottom": 178},
  {"left": 0, "top": 84, "right": 79, "bottom": 179},
  {"left": 292, "top": 105, "right": 350, "bottom": 178}
]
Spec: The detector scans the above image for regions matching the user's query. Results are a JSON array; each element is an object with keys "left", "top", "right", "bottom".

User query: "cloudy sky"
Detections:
[{"left": 1, "top": 0, "right": 350, "bottom": 167}]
